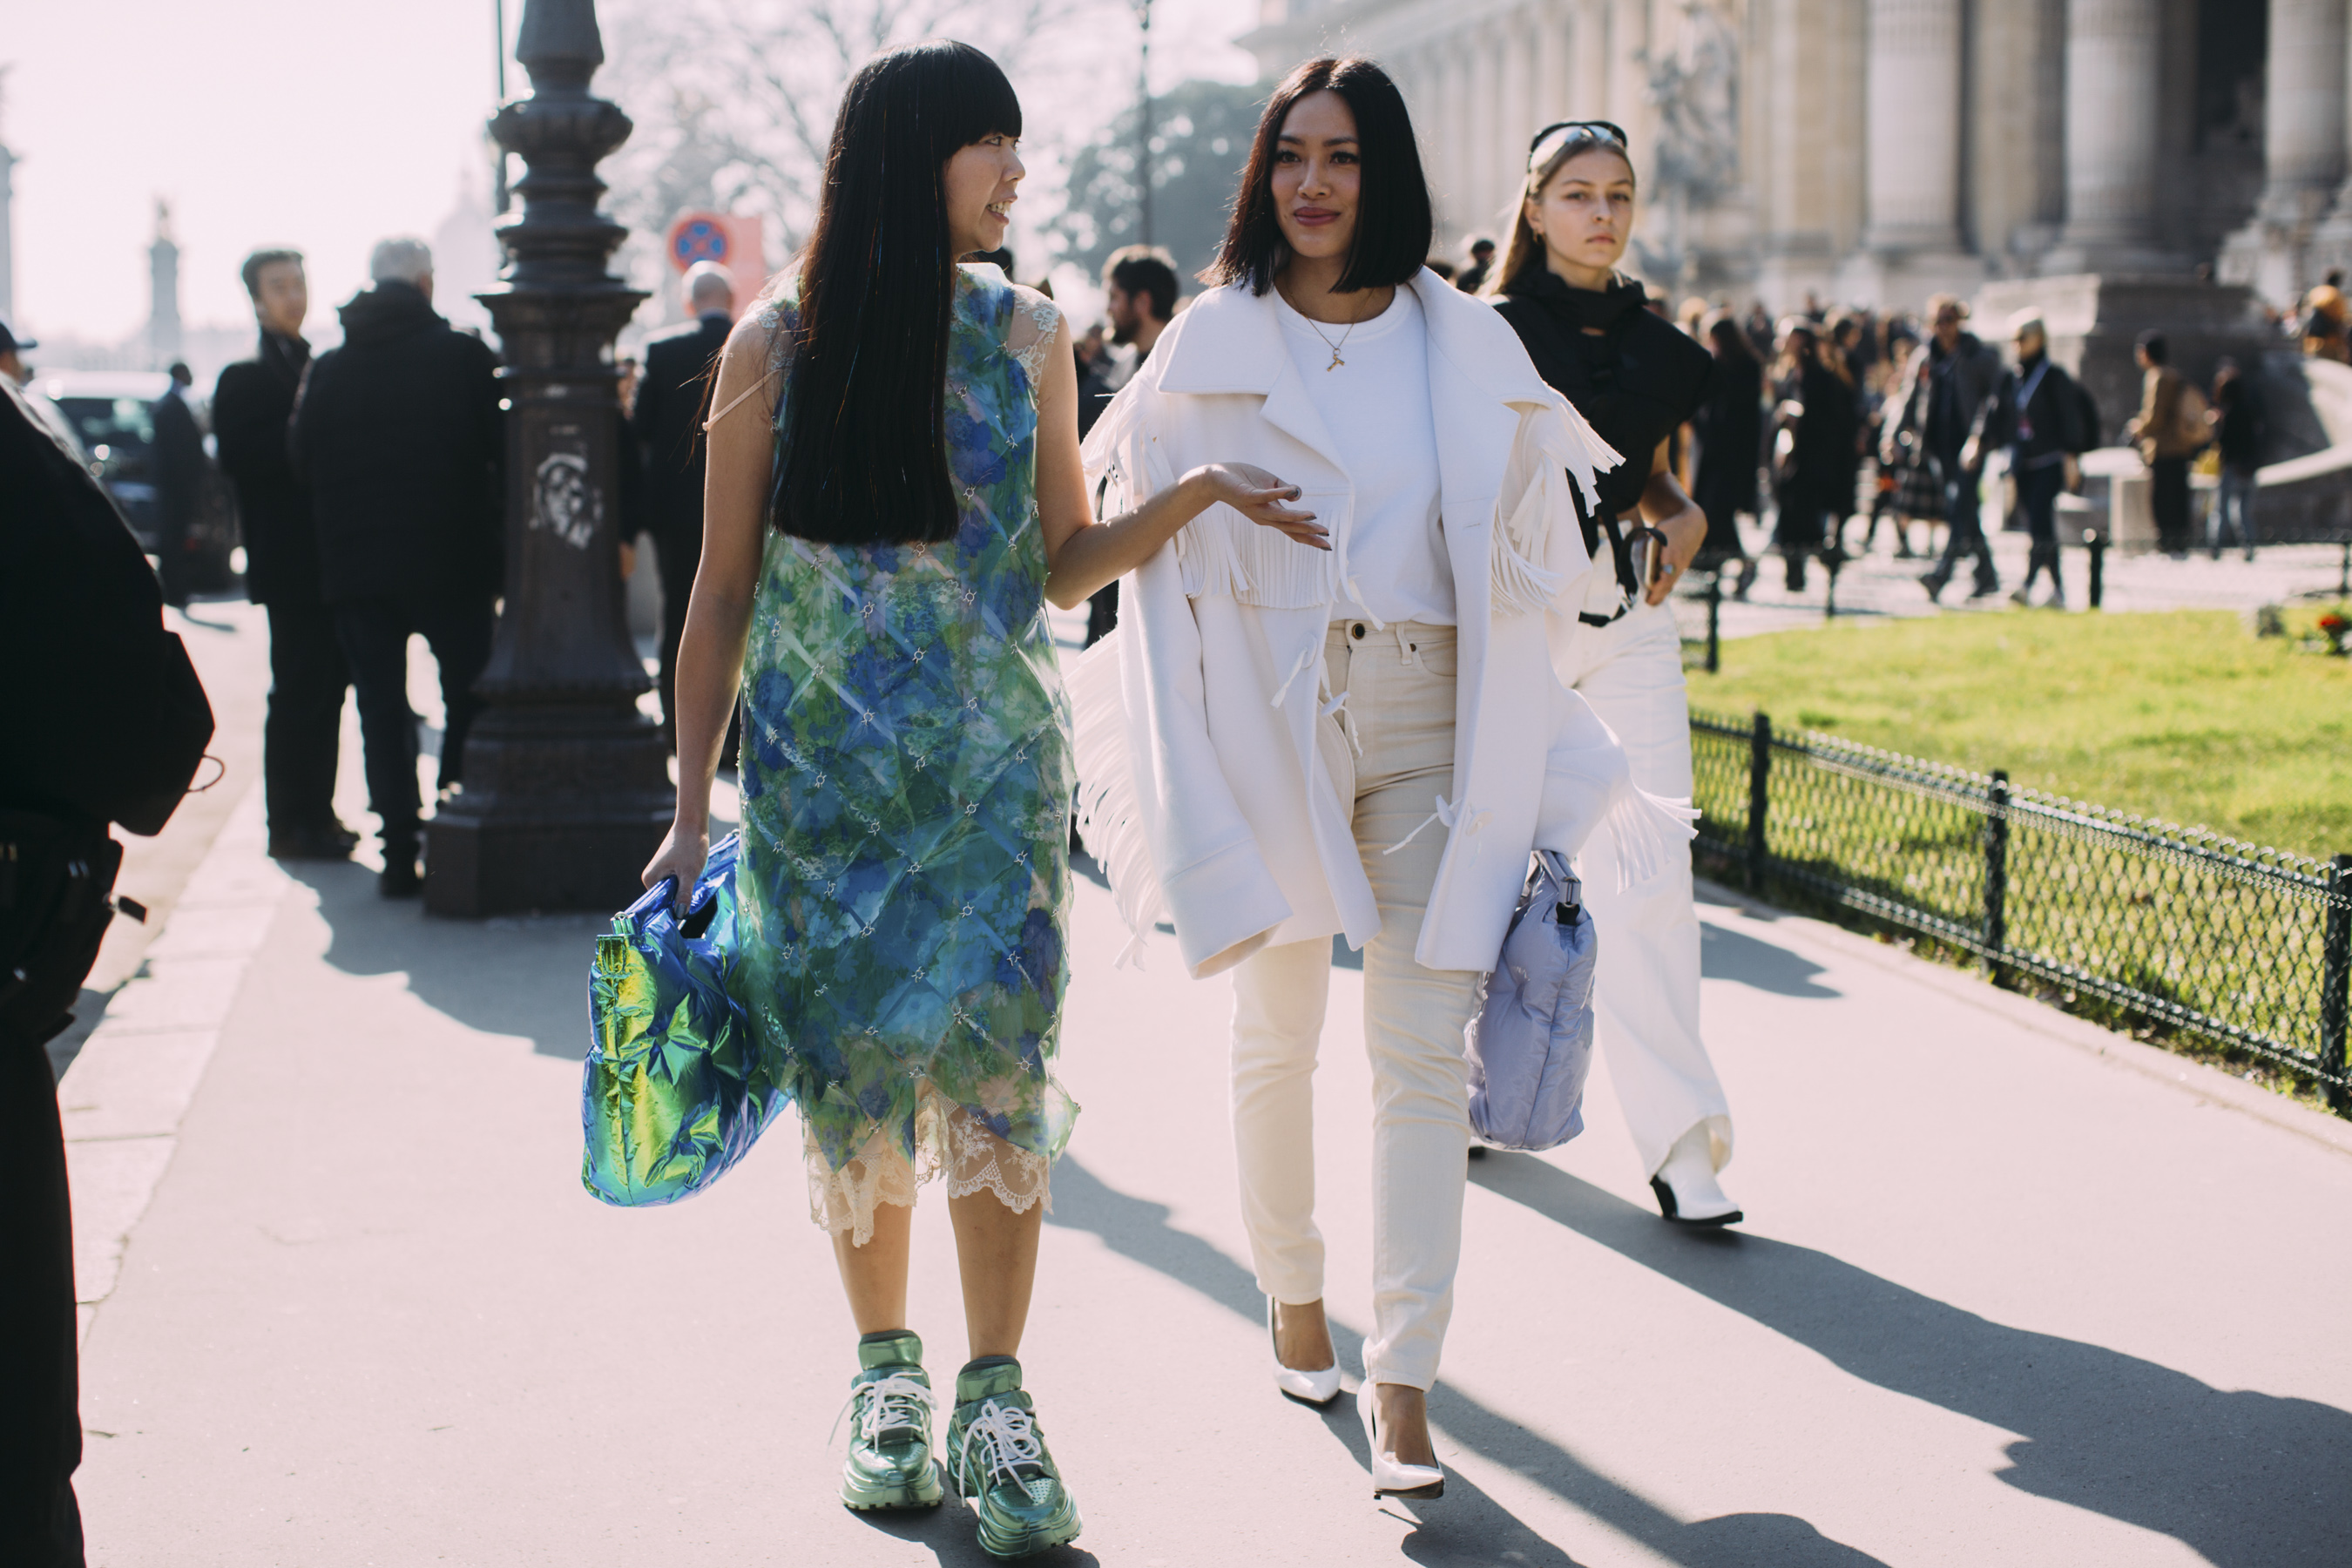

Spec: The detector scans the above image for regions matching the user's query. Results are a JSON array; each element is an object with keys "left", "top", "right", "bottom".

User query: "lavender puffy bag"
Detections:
[{"left": 1465, "top": 851, "right": 1598, "bottom": 1152}]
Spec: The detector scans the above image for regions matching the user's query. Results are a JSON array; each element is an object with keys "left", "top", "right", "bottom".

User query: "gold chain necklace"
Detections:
[{"left": 1302, "top": 311, "right": 1360, "bottom": 372}]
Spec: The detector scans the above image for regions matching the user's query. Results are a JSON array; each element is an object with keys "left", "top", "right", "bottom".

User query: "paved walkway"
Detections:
[
  {"left": 57, "top": 612, "right": 2352, "bottom": 1566},
  {"left": 1668, "top": 533, "right": 2351, "bottom": 648}
]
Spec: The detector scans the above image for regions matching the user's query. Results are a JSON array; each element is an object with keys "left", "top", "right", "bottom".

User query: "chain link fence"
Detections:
[{"left": 1689, "top": 708, "right": 2352, "bottom": 1110}]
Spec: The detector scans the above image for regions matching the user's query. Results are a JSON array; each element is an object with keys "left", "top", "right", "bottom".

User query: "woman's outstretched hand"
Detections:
[
  {"left": 1186, "top": 463, "right": 1330, "bottom": 550},
  {"left": 641, "top": 821, "right": 713, "bottom": 909}
]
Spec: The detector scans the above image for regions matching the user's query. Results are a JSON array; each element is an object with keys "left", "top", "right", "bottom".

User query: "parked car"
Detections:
[{"left": 28, "top": 369, "right": 241, "bottom": 592}]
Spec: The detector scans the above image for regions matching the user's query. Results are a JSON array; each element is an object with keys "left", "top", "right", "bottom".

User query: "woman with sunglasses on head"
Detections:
[
  {"left": 1078, "top": 57, "right": 1680, "bottom": 1501},
  {"left": 1486, "top": 120, "right": 1744, "bottom": 1229},
  {"left": 643, "top": 41, "right": 1314, "bottom": 1557}
]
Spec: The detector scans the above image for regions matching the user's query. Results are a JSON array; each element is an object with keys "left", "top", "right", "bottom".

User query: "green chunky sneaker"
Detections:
[
  {"left": 835, "top": 1331, "right": 944, "bottom": 1511},
  {"left": 945, "top": 1357, "right": 1082, "bottom": 1558}
]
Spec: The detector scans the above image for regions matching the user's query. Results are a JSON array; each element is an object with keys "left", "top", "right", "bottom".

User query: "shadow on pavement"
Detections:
[
  {"left": 1049, "top": 1159, "right": 1886, "bottom": 1566},
  {"left": 1470, "top": 1152, "right": 2352, "bottom": 1568},
  {"left": 848, "top": 1504, "right": 1099, "bottom": 1568},
  {"left": 277, "top": 859, "right": 602, "bottom": 1059},
  {"left": 1697, "top": 921, "right": 1840, "bottom": 998}
]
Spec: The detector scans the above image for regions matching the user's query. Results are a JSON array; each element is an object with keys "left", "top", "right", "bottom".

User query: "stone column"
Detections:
[
  {"left": 1860, "top": 0, "right": 1963, "bottom": 253},
  {"left": 2276, "top": 0, "right": 2352, "bottom": 296},
  {"left": 1441, "top": 42, "right": 1473, "bottom": 238},
  {"left": 1572, "top": 0, "right": 1610, "bottom": 118},
  {"left": 1501, "top": 10, "right": 1537, "bottom": 220},
  {"left": 2048, "top": 0, "right": 2174, "bottom": 272},
  {"left": 1471, "top": 26, "right": 1504, "bottom": 229},
  {"left": 1535, "top": 0, "right": 1571, "bottom": 125}
]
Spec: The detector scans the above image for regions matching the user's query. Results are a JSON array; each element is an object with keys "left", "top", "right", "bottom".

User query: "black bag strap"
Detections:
[{"left": 1571, "top": 483, "right": 1645, "bottom": 627}]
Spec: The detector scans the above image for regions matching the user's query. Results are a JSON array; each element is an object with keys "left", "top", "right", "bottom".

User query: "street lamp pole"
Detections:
[
  {"left": 426, "top": 0, "right": 670, "bottom": 916},
  {"left": 1135, "top": 0, "right": 1152, "bottom": 247},
  {"left": 491, "top": 0, "right": 512, "bottom": 213}
]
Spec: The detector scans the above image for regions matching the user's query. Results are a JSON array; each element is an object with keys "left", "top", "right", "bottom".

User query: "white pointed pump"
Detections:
[
  {"left": 1267, "top": 1298, "right": 1343, "bottom": 1405},
  {"left": 1356, "top": 1380, "right": 1445, "bottom": 1500},
  {"left": 1650, "top": 1123, "right": 1743, "bottom": 1227}
]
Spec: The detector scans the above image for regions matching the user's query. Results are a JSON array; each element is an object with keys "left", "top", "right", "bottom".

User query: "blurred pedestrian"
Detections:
[
  {"left": 2300, "top": 282, "right": 2349, "bottom": 363},
  {"left": 1823, "top": 313, "right": 1868, "bottom": 550},
  {"left": 1898, "top": 294, "right": 2004, "bottom": 600},
  {"left": 2125, "top": 329, "right": 2205, "bottom": 558},
  {"left": 0, "top": 320, "right": 32, "bottom": 385},
  {"left": 1490, "top": 116, "right": 1742, "bottom": 1234},
  {"left": 290, "top": 236, "right": 503, "bottom": 896},
  {"left": 2207, "top": 358, "right": 2263, "bottom": 560},
  {"left": 215, "top": 248, "right": 356, "bottom": 861},
  {"left": 1691, "top": 312, "right": 1762, "bottom": 588},
  {"left": 1086, "top": 245, "right": 1178, "bottom": 645},
  {"left": 1869, "top": 328, "right": 1936, "bottom": 558},
  {"left": 1455, "top": 233, "right": 1495, "bottom": 294},
  {"left": 1767, "top": 317, "right": 1854, "bottom": 592},
  {"left": 150, "top": 362, "right": 205, "bottom": 608},
  {"left": 1992, "top": 311, "right": 2086, "bottom": 607},
  {"left": 3, "top": 375, "right": 214, "bottom": 1568},
  {"left": 630, "top": 260, "right": 737, "bottom": 756},
  {"left": 1742, "top": 299, "right": 1774, "bottom": 362}
]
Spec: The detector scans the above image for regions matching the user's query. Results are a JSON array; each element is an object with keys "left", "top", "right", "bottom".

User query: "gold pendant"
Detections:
[{"left": 1327, "top": 350, "right": 1344, "bottom": 371}]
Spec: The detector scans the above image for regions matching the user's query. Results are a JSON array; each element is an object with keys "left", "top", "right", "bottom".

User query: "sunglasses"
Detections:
[{"left": 1527, "top": 120, "right": 1630, "bottom": 168}]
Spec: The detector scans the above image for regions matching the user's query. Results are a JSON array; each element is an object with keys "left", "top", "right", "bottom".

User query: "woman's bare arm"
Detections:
[
  {"left": 1030, "top": 314, "right": 1327, "bottom": 608},
  {"left": 1636, "top": 435, "right": 1708, "bottom": 605},
  {"left": 640, "top": 311, "right": 779, "bottom": 897}
]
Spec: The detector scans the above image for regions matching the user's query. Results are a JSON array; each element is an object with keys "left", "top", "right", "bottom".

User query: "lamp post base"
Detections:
[{"left": 423, "top": 701, "right": 672, "bottom": 917}]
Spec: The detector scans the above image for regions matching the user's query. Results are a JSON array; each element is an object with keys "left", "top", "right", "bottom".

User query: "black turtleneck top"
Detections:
[{"left": 1493, "top": 271, "right": 1714, "bottom": 523}]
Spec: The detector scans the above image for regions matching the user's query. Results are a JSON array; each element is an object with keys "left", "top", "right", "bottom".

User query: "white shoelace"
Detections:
[
  {"left": 831, "top": 1373, "right": 937, "bottom": 1448},
  {"left": 959, "top": 1397, "right": 1047, "bottom": 1489}
]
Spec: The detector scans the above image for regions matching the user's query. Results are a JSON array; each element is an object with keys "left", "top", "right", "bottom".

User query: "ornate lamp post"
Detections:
[{"left": 427, "top": 0, "right": 672, "bottom": 916}]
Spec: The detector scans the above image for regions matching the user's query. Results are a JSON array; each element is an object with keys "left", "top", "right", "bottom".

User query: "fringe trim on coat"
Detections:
[
  {"left": 1605, "top": 785, "right": 1702, "bottom": 894},
  {"left": 1066, "top": 627, "right": 1165, "bottom": 967},
  {"left": 1490, "top": 395, "right": 1625, "bottom": 618}
]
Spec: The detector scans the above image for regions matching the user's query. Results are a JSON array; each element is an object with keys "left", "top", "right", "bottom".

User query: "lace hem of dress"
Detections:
[{"left": 805, "top": 1085, "right": 1053, "bottom": 1247}]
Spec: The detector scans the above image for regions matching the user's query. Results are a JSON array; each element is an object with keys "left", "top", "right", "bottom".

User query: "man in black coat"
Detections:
[
  {"left": 150, "top": 362, "right": 206, "bottom": 608},
  {"left": 214, "top": 247, "right": 356, "bottom": 862},
  {"left": 1986, "top": 311, "right": 2089, "bottom": 608},
  {"left": 1901, "top": 294, "right": 2007, "bottom": 602},
  {"left": 291, "top": 237, "right": 503, "bottom": 896},
  {"left": 2, "top": 376, "right": 214, "bottom": 1568},
  {"left": 629, "top": 260, "right": 733, "bottom": 751}
]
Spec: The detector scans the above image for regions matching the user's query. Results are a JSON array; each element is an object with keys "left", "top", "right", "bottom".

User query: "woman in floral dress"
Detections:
[{"left": 639, "top": 40, "right": 1321, "bottom": 1558}]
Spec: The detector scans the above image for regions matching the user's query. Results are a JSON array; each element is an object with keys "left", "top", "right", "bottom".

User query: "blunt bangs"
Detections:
[{"left": 1206, "top": 56, "right": 1434, "bottom": 296}]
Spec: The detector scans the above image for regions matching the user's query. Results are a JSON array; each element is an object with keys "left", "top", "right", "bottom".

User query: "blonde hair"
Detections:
[{"left": 1485, "top": 125, "right": 1636, "bottom": 297}]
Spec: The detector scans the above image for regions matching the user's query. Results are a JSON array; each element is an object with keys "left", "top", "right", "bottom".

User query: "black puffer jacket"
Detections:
[{"left": 291, "top": 281, "right": 504, "bottom": 605}]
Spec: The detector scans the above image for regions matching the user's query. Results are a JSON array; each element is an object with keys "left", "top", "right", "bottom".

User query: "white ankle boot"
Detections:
[{"left": 1650, "top": 1124, "right": 1742, "bottom": 1226}]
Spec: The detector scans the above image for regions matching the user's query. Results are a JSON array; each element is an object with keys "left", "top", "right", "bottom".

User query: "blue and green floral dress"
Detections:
[{"left": 735, "top": 265, "right": 1078, "bottom": 1244}]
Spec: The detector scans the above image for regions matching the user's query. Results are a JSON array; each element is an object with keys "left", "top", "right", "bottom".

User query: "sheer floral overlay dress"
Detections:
[{"left": 734, "top": 264, "right": 1078, "bottom": 1246}]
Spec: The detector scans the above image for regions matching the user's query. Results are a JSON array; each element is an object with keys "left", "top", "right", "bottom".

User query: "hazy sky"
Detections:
[{"left": 5, "top": 0, "right": 1256, "bottom": 347}]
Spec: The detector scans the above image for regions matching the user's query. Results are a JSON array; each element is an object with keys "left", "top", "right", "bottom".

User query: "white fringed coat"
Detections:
[{"left": 1071, "top": 270, "right": 1688, "bottom": 979}]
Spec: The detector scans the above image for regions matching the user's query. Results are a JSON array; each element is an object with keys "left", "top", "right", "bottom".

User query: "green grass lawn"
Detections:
[{"left": 1686, "top": 605, "right": 2352, "bottom": 861}]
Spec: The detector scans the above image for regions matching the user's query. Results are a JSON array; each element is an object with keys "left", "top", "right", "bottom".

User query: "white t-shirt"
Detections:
[{"left": 1272, "top": 285, "right": 1453, "bottom": 626}]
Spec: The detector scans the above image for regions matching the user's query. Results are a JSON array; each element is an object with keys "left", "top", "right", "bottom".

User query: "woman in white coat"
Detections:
[
  {"left": 1487, "top": 122, "right": 1742, "bottom": 1227},
  {"left": 1073, "top": 57, "right": 1689, "bottom": 1500}
]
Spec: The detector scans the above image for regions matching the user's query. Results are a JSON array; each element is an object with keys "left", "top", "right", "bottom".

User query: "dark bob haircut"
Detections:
[
  {"left": 774, "top": 39, "right": 1021, "bottom": 546},
  {"left": 1204, "top": 56, "right": 1432, "bottom": 297}
]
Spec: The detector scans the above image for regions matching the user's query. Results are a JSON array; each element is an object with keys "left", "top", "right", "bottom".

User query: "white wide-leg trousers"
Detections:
[
  {"left": 1229, "top": 621, "right": 1482, "bottom": 1392},
  {"left": 1555, "top": 600, "right": 1735, "bottom": 1177}
]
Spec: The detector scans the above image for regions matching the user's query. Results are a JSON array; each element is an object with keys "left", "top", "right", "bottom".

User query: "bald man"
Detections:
[{"left": 632, "top": 261, "right": 737, "bottom": 754}]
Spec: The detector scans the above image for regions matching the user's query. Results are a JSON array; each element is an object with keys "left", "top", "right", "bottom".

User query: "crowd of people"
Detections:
[{"left": 3, "top": 29, "right": 2327, "bottom": 1567}]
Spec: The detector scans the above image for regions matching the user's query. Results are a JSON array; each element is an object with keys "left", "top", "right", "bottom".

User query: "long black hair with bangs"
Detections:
[{"left": 773, "top": 40, "right": 1021, "bottom": 545}]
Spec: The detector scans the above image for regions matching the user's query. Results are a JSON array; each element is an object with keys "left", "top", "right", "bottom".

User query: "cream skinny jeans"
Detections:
[{"left": 1230, "top": 620, "right": 1481, "bottom": 1391}]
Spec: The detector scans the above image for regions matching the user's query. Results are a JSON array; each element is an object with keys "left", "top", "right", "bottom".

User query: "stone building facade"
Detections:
[{"left": 1239, "top": 0, "right": 2352, "bottom": 313}]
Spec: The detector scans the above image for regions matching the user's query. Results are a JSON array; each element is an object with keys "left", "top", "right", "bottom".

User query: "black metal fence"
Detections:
[{"left": 1689, "top": 708, "right": 2352, "bottom": 1109}]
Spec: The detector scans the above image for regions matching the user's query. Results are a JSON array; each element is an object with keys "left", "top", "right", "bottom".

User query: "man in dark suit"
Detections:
[
  {"left": 291, "top": 236, "right": 504, "bottom": 896},
  {"left": 630, "top": 260, "right": 734, "bottom": 751},
  {"left": 149, "top": 362, "right": 205, "bottom": 608},
  {"left": 214, "top": 247, "right": 357, "bottom": 862}
]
